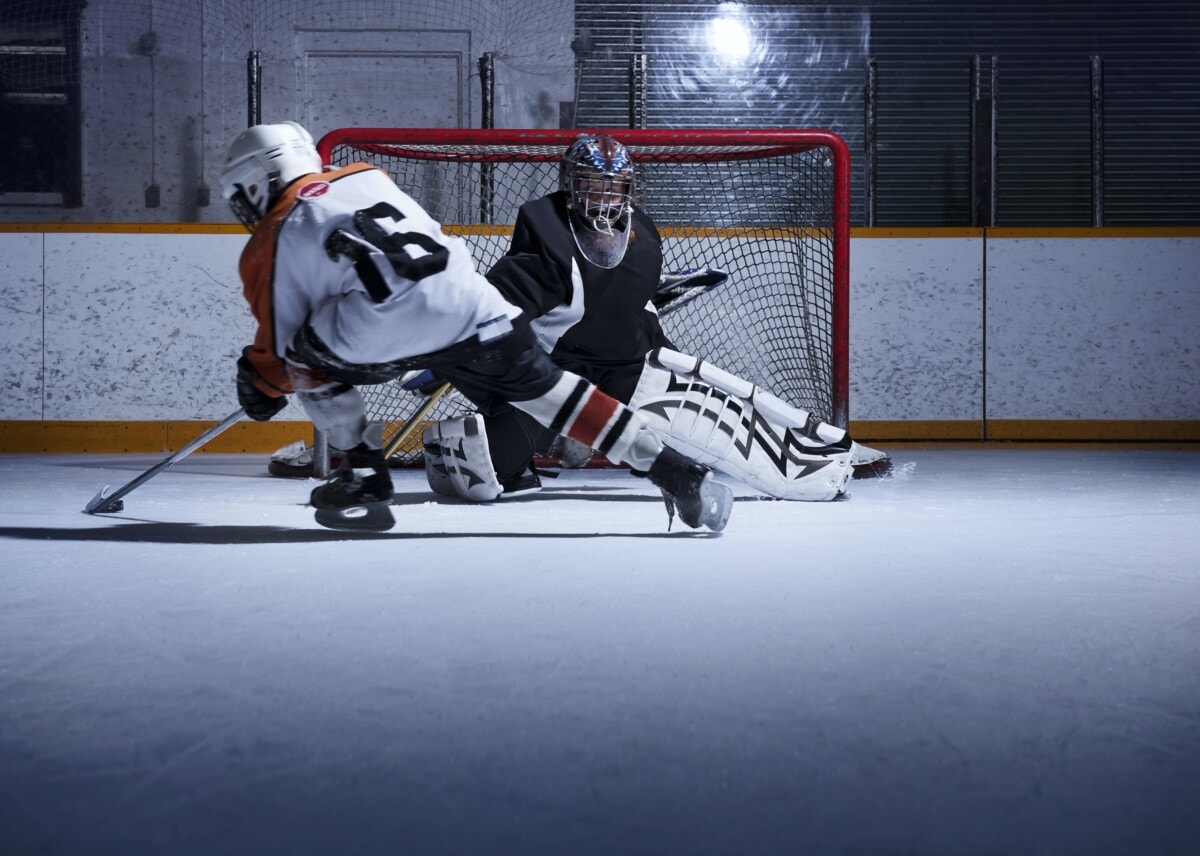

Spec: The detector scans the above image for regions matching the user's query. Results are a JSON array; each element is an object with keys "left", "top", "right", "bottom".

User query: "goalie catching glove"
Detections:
[{"left": 236, "top": 347, "right": 287, "bottom": 421}]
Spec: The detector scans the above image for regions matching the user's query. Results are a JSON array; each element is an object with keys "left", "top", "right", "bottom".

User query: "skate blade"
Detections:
[{"left": 314, "top": 502, "right": 395, "bottom": 532}]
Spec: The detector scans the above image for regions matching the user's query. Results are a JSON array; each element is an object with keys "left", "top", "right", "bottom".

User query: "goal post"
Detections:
[{"left": 315, "top": 127, "right": 850, "bottom": 465}]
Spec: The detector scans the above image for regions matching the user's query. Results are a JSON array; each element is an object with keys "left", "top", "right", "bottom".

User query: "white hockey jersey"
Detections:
[{"left": 238, "top": 163, "right": 520, "bottom": 394}]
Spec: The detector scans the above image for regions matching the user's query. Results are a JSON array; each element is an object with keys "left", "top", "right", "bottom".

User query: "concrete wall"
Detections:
[
  {"left": 3, "top": 228, "right": 1197, "bottom": 439},
  {"left": 2, "top": 0, "right": 575, "bottom": 222}
]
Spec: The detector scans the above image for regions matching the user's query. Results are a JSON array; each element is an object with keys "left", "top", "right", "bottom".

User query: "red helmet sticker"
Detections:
[{"left": 298, "top": 181, "right": 330, "bottom": 199}]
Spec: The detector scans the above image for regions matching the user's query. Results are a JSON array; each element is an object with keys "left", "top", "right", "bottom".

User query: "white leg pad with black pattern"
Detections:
[
  {"left": 629, "top": 349, "right": 852, "bottom": 500},
  {"left": 644, "top": 348, "right": 887, "bottom": 469},
  {"left": 421, "top": 413, "right": 504, "bottom": 502}
]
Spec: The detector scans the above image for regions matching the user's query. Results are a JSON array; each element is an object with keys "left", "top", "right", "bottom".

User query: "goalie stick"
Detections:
[{"left": 84, "top": 407, "right": 246, "bottom": 514}]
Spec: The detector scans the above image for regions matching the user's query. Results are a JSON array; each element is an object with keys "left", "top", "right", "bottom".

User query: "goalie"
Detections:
[{"left": 416, "top": 133, "right": 886, "bottom": 504}]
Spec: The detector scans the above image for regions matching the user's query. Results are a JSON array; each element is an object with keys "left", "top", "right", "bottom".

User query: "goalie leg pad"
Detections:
[
  {"left": 421, "top": 414, "right": 505, "bottom": 502},
  {"left": 648, "top": 348, "right": 851, "bottom": 447},
  {"left": 630, "top": 356, "right": 852, "bottom": 501},
  {"left": 651, "top": 348, "right": 892, "bottom": 477}
]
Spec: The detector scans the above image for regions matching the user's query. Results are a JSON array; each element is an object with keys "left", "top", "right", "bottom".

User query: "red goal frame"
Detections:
[{"left": 316, "top": 127, "right": 851, "bottom": 428}]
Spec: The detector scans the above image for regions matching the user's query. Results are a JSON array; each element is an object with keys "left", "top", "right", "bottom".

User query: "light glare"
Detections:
[{"left": 707, "top": 15, "right": 751, "bottom": 63}]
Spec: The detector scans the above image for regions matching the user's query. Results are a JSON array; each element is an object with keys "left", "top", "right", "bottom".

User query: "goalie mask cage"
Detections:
[{"left": 316, "top": 127, "right": 850, "bottom": 464}]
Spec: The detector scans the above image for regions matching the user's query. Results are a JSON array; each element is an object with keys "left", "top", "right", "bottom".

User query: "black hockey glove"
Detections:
[{"left": 236, "top": 351, "right": 288, "bottom": 421}]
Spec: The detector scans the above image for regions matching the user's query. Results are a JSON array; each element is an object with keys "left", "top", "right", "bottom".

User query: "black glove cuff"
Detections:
[{"left": 236, "top": 355, "right": 287, "bottom": 421}]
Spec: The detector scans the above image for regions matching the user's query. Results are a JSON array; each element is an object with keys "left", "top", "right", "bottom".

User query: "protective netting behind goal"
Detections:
[{"left": 317, "top": 128, "right": 849, "bottom": 464}]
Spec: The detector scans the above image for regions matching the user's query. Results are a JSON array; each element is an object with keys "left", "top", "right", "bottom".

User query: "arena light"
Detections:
[{"left": 706, "top": 5, "right": 753, "bottom": 64}]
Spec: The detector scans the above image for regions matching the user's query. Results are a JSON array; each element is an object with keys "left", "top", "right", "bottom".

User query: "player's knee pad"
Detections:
[
  {"left": 421, "top": 413, "right": 504, "bottom": 502},
  {"left": 629, "top": 354, "right": 851, "bottom": 501},
  {"left": 288, "top": 373, "right": 377, "bottom": 453}
]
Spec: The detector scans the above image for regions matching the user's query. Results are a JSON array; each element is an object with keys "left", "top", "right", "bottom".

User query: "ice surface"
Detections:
[{"left": 1, "top": 447, "right": 1198, "bottom": 854}]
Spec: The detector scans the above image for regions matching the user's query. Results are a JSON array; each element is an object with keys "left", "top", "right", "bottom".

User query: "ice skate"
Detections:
[
  {"left": 500, "top": 466, "right": 542, "bottom": 498},
  {"left": 309, "top": 443, "right": 395, "bottom": 531},
  {"left": 646, "top": 445, "right": 733, "bottom": 532}
]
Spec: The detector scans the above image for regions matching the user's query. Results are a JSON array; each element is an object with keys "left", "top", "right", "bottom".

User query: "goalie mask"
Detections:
[
  {"left": 561, "top": 133, "right": 634, "bottom": 269},
  {"left": 220, "top": 121, "right": 323, "bottom": 229}
]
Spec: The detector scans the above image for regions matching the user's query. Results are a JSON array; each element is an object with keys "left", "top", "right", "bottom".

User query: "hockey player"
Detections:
[
  {"left": 219, "top": 121, "right": 733, "bottom": 532},
  {"left": 418, "top": 133, "right": 883, "bottom": 503}
]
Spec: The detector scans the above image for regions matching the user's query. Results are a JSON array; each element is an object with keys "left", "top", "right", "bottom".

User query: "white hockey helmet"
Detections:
[
  {"left": 561, "top": 133, "right": 635, "bottom": 268},
  {"left": 220, "top": 121, "right": 322, "bottom": 229}
]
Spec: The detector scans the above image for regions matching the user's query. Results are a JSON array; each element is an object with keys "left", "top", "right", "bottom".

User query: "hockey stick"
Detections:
[
  {"left": 84, "top": 408, "right": 247, "bottom": 514},
  {"left": 382, "top": 381, "right": 453, "bottom": 459}
]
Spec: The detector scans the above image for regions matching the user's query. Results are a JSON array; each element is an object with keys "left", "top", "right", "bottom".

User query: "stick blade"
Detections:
[{"left": 84, "top": 486, "right": 124, "bottom": 514}]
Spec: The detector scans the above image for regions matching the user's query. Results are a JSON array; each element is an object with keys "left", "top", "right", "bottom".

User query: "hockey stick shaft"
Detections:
[
  {"left": 84, "top": 407, "right": 246, "bottom": 514},
  {"left": 382, "top": 382, "right": 452, "bottom": 459}
]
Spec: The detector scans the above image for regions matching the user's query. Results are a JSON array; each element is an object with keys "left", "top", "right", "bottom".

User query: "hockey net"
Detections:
[{"left": 316, "top": 128, "right": 850, "bottom": 465}]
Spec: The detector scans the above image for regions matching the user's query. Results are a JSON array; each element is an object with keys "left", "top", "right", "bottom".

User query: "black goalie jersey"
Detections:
[{"left": 485, "top": 190, "right": 673, "bottom": 403}]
